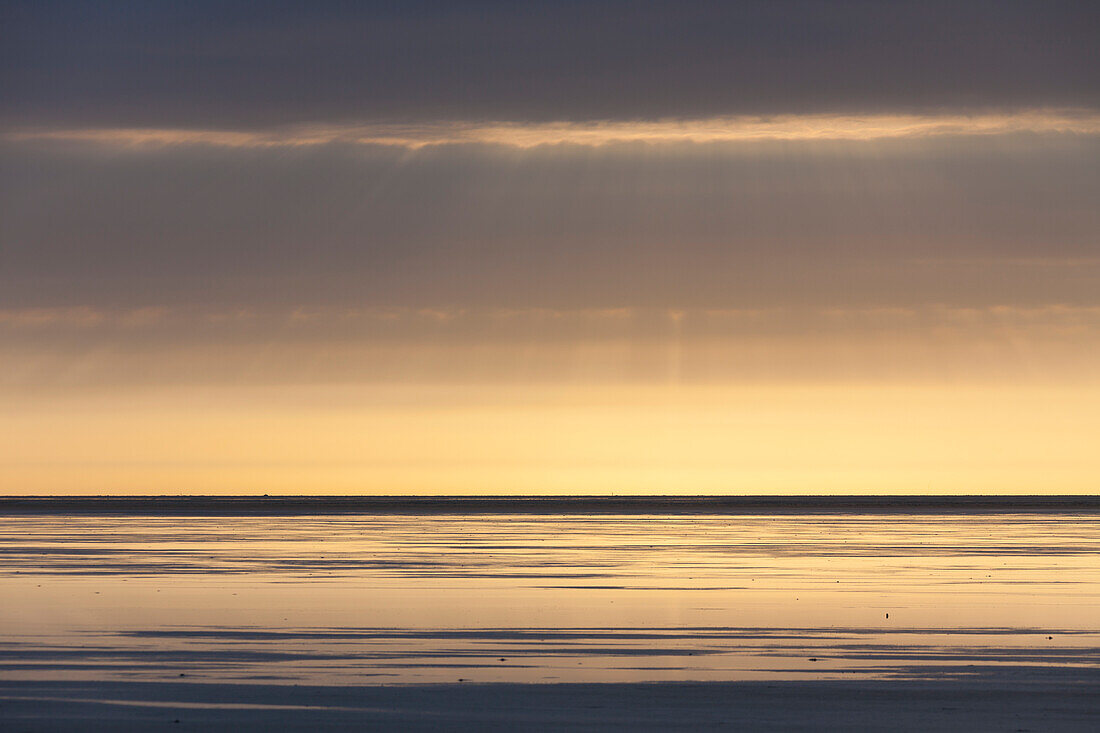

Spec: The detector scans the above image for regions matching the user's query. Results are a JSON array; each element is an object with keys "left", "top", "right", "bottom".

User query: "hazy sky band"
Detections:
[
  {"left": 4, "top": 127, "right": 1097, "bottom": 311},
  {"left": 4, "top": 304, "right": 1099, "bottom": 388}
]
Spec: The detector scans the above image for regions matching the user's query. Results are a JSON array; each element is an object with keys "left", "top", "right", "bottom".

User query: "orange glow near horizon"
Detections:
[{"left": 3, "top": 382, "right": 1098, "bottom": 495}]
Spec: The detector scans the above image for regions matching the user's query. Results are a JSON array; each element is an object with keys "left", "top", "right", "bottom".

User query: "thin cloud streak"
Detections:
[
  {"left": 9, "top": 110, "right": 1100, "bottom": 150},
  {"left": 3, "top": 304, "right": 1098, "bottom": 388},
  {"left": 5, "top": 304, "right": 1100, "bottom": 332}
]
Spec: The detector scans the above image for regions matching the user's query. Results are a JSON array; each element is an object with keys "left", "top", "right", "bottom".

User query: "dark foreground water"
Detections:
[{"left": 2, "top": 499, "right": 1099, "bottom": 730}]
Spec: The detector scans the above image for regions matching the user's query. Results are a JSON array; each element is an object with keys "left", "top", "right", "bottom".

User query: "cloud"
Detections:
[
  {"left": 9, "top": 110, "right": 1100, "bottom": 150},
  {"left": 3, "top": 304, "right": 1099, "bottom": 387},
  {"left": 3, "top": 130, "right": 1098, "bottom": 311},
  {"left": 3, "top": 1, "right": 1097, "bottom": 128}
]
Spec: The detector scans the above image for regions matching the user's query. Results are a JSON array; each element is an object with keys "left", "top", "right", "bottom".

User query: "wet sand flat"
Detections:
[{"left": 2, "top": 501, "right": 1099, "bottom": 729}]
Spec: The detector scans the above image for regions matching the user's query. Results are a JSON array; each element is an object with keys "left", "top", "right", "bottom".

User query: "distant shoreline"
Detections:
[{"left": 2, "top": 495, "right": 1099, "bottom": 515}]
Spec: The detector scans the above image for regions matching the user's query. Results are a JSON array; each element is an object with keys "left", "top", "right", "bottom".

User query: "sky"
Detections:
[{"left": 2, "top": 1, "right": 1099, "bottom": 495}]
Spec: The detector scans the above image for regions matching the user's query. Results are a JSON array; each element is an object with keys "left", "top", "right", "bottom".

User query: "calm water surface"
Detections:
[{"left": 2, "top": 513, "right": 1099, "bottom": 685}]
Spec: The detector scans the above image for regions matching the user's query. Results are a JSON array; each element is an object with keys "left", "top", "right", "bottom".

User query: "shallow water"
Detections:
[{"left": 2, "top": 512, "right": 1099, "bottom": 686}]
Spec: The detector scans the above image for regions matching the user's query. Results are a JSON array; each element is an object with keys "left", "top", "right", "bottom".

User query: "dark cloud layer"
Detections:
[
  {"left": 3, "top": 1, "right": 1098, "bottom": 128},
  {"left": 2, "top": 134, "right": 1098, "bottom": 310},
  {"left": 2, "top": 3, "right": 1098, "bottom": 312}
]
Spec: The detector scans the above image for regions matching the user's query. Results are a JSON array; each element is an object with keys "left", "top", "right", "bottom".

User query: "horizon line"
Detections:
[{"left": 4, "top": 494, "right": 1099, "bottom": 515}]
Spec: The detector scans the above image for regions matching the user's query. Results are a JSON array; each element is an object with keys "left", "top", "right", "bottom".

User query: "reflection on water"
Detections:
[{"left": 2, "top": 513, "right": 1099, "bottom": 685}]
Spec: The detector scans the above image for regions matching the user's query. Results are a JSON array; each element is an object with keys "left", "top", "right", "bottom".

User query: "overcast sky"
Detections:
[
  {"left": 4, "top": 0, "right": 1098, "bottom": 312},
  {"left": 3, "top": 2, "right": 1099, "bottom": 493}
]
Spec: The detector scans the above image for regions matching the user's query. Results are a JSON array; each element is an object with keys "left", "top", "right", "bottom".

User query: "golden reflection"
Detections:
[{"left": 3, "top": 513, "right": 1099, "bottom": 684}]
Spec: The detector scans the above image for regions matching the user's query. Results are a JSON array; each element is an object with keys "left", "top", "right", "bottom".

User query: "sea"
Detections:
[{"left": 2, "top": 496, "right": 1099, "bottom": 730}]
